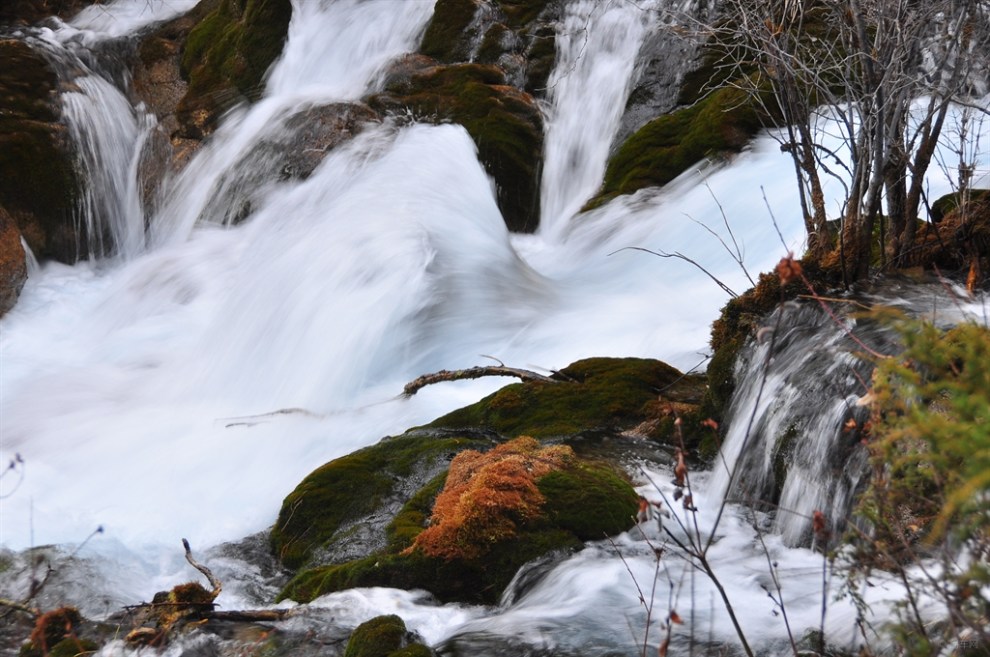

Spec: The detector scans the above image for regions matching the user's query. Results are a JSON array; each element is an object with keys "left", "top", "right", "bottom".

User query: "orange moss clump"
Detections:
[{"left": 408, "top": 436, "right": 573, "bottom": 560}]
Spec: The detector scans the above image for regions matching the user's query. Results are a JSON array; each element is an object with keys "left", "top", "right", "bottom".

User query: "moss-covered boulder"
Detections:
[
  {"left": 368, "top": 62, "right": 543, "bottom": 233},
  {"left": 419, "top": 0, "right": 482, "bottom": 63},
  {"left": 0, "top": 39, "right": 82, "bottom": 263},
  {"left": 275, "top": 357, "right": 702, "bottom": 605},
  {"left": 279, "top": 437, "right": 637, "bottom": 606},
  {"left": 344, "top": 615, "right": 429, "bottom": 657},
  {"left": 177, "top": 0, "right": 292, "bottom": 138}
]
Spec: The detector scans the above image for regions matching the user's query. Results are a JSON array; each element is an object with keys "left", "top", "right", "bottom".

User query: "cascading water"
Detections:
[
  {"left": 711, "top": 279, "right": 990, "bottom": 546},
  {"left": 22, "top": 16, "right": 169, "bottom": 260},
  {"left": 2, "top": 0, "right": 988, "bottom": 655},
  {"left": 539, "top": 0, "right": 661, "bottom": 238}
]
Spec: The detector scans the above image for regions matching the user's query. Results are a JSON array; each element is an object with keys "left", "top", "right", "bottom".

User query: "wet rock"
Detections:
[
  {"left": 0, "top": 38, "right": 82, "bottom": 262},
  {"left": 0, "top": 206, "right": 27, "bottom": 317},
  {"left": 196, "top": 102, "right": 380, "bottom": 226},
  {"left": 177, "top": 0, "right": 293, "bottom": 139}
]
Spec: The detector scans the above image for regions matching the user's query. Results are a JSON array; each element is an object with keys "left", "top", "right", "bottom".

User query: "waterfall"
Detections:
[
  {"left": 539, "top": 0, "right": 661, "bottom": 239},
  {"left": 710, "top": 279, "right": 990, "bottom": 546},
  {"left": 61, "top": 74, "right": 153, "bottom": 259},
  {"left": 707, "top": 301, "right": 882, "bottom": 545},
  {"left": 266, "top": 0, "right": 435, "bottom": 99}
]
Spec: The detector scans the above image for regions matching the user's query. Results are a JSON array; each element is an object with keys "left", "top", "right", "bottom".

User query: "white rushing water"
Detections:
[
  {"left": 539, "top": 0, "right": 661, "bottom": 238},
  {"left": 1, "top": 0, "right": 989, "bottom": 654}
]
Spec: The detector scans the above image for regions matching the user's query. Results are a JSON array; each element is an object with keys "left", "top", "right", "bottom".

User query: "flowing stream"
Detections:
[{"left": 1, "top": 1, "right": 988, "bottom": 655}]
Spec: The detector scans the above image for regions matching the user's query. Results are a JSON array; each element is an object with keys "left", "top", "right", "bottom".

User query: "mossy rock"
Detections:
[
  {"left": 537, "top": 461, "right": 639, "bottom": 540},
  {"left": 0, "top": 39, "right": 82, "bottom": 262},
  {"left": 419, "top": 0, "right": 480, "bottom": 63},
  {"left": 271, "top": 432, "right": 493, "bottom": 570},
  {"left": 930, "top": 189, "right": 990, "bottom": 224},
  {"left": 344, "top": 615, "right": 408, "bottom": 657},
  {"left": 368, "top": 62, "right": 543, "bottom": 233},
  {"left": 177, "top": 0, "right": 292, "bottom": 137},
  {"left": 591, "top": 84, "right": 767, "bottom": 206},
  {"left": 496, "top": 0, "right": 550, "bottom": 29},
  {"left": 279, "top": 442, "right": 637, "bottom": 606},
  {"left": 424, "top": 357, "right": 707, "bottom": 448},
  {"left": 280, "top": 526, "right": 582, "bottom": 606}
]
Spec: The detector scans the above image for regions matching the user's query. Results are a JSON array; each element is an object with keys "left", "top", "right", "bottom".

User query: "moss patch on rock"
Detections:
[
  {"left": 425, "top": 357, "right": 707, "bottom": 448},
  {"left": 368, "top": 62, "right": 543, "bottom": 233},
  {"left": 344, "top": 615, "right": 408, "bottom": 657},
  {"left": 592, "top": 85, "right": 766, "bottom": 206},
  {"left": 177, "top": 0, "right": 292, "bottom": 137}
]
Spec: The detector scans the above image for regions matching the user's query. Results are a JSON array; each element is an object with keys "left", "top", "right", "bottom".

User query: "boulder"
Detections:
[
  {"left": 278, "top": 437, "right": 637, "bottom": 606},
  {"left": 274, "top": 357, "right": 707, "bottom": 606},
  {"left": 343, "top": 615, "right": 429, "bottom": 657}
]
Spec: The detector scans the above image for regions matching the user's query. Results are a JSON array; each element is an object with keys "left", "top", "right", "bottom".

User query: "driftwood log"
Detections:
[{"left": 402, "top": 365, "right": 557, "bottom": 397}]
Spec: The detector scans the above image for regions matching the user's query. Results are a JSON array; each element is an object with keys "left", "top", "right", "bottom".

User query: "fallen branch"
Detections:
[
  {"left": 207, "top": 609, "right": 294, "bottom": 622},
  {"left": 403, "top": 366, "right": 557, "bottom": 397},
  {"left": 182, "top": 539, "right": 222, "bottom": 598},
  {"left": 0, "top": 597, "right": 40, "bottom": 618}
]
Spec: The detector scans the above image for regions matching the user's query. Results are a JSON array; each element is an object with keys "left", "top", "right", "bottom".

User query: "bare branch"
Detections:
[
  {"left": 402, "top": 365, "right": 557, "bottom": 397},
  {"left": 182, "top": 539, "right": 222, "bottom": 598}
]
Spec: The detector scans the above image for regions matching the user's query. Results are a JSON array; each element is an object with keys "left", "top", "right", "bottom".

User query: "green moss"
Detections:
[
  {"left": 369, "top": 63, "right": 543, "bottom": 232},
  {"left": 178, "top": 0, "right": 292, "bottom": 135},
  {"left": 419, "top": 0, "right": 478, "bottom": 62},
  {"left": 426, "top": 357, "right": 694, "bottom": 440},
  {"left": 47, "top": 638, "right": 99, "bottom": 657},
  {"left": 388, "top": 645, "right": 433, "bottom": 657},
  {"left": 344, "top": 615, "right": 407, "bottom": 657},
  {"left": 537, "top": 462, "right": 639, "bottom": 540},
  {"left": 271, "top": 433, "right": 489, "bottom": 569},
  {"left": 930, "top": 189, "right": 990, "bottom": 223},
  {"left": 594, "top": 84, "right": 766, "bottom": 205}
]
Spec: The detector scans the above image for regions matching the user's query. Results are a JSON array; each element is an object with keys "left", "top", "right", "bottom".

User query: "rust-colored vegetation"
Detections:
[{"left": 408, "top": 436, "right": 573, "bottom": 560}]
